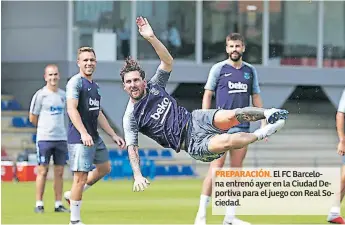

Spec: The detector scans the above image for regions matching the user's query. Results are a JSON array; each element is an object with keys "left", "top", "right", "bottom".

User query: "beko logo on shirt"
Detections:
[
  {"left": 50, "top": 106, "right": 64, "bottom": 115},
  {"left": 228, "top": 81, "right": 248, "bottom": 94},
  {"left": 150, "top": 97, "right": 172, "bottom": 123},
  {"left": 89, "top": 98, "right": 100, "bottom": 111}
]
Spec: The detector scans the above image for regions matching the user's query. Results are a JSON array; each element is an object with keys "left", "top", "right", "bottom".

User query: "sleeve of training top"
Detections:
[
  {"left": 204, "top": 62, "right": 224, "bottom": 91},
  {"left": 123, "top": 101, "right": 139, "bottom": 147},
  {"left": 66, "top": 75, "right": 82, "bottom": 100},
  {"left": 29, "top": 90, "right": 43, "bottom": 115},
  {"left": 338, "top": 89, "right": 345, "bottom": 113},
  {"left": 148, "top": 67, "right": 171, "bottom": 89}
]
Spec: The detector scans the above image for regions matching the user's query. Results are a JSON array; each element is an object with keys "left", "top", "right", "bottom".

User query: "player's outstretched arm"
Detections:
[
  {"left": 128, "top": 145, "right": 150, "bottom": 192},
  {"left": 136, "top": 16, "right": 173, "bottom": 72},
  {"left": 123, "top": 103, "right": 150, "bottom": 191},
  {"left": 97, "top": 111, "right": 125, "bottom": 149}
]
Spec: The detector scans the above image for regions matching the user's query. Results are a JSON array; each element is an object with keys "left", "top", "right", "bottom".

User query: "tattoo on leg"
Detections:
[
  {"left": 87, "top": 177, "right": 102, "bottom": 186},
  {"left": 235, "top": 107, "right": 265, "bottom": 123}
]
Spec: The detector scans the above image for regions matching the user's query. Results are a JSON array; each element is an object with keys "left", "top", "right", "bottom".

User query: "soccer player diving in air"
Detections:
[{"left": 121, "top": 17, "right": 289, "bottom": 194}]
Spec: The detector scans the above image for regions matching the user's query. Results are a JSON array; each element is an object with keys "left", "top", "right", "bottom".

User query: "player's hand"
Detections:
[
  {"left": 81, "top": 132, "right": 94, "bottom": 146},
  {"left": 136, "top": 16, "right": 155, "bottom": 40},
  {"left": 337, "top": 140, "right": 345, "bottom": 156},
  {"left": 112, "top": 135, "right": 126, "bottom": 149},
  {"left": 133, "top": 176, "right": 150, "bottom": 192}
]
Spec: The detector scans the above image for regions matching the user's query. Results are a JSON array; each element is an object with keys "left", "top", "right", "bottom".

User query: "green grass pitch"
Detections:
[{"left": 1, "top": 179, "right": 341, "bottom": 224}]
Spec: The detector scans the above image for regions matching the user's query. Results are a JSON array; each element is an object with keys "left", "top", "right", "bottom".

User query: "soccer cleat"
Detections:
[
  {"left": 69, "top": 221, "right": 85, "bottom": 225},
  {"left": 327, "top": 213, "right": 345, "bottom": 224},
  {"left": 34, "top": 206, "right": 44, "bottom": 213},
  {"left": 55, "top": 205, "right": 70, "bottom": 213},
  {"left": 194, "top": 215, "right": 206, "bottom": 225},
  {"left": 223, "top": 217, "right": 251, "bottom": 225},
  {"left": 264, "top": 108, "right": 289, "bottom": 124},
  {"left": 64, "top": 191, "right": 71, "bottom": 206},
  {"left": 254, "top": 119, "right": 285, "bottom": 140}
]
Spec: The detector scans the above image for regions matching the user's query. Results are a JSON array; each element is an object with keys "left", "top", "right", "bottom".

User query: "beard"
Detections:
[
  {"left": 129, "top": 88, "right": 145, "bottom": 100},
  {"left": 229, "top": 51, "right": 243, "bottom": 62}
]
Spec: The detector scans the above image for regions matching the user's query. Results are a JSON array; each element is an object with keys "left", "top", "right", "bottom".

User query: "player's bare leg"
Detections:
[
  {"left": 69, "top": 172, "right": 88, "bottom": 225},
  {"left": 195, "top": 153, "right": 227, "bottom": 225},
  {"left": 53, "top": 165, "right": 69, "bottom": 212},
  {"left": 85, "top": 161, "right": 111, "bottom": 186},
  {"left": 196, "top": 150, "right": 248, "bottom": 225},
  {"left": 35, "top": 165, "right": 49, "bottom": 213},
  {"left": 208, "top": 107, "right": 287, "bottom": 154},
  {"left": 64, "top": 161, "right": 111, "bottom": 204},
  {"left": 327, "top": 165, "right": 345, "bottom": 224},
  {"left": 222, "top": 148, "right": 250, "bottom": 225}
]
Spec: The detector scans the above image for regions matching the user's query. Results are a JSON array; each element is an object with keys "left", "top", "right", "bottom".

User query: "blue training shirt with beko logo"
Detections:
[
  {"left": 204, "top": 60, "right": 261, "bottom": 128},
  {"left": 123, "top": 68, "right": 191, "bottom": 152},
  {"left": 66, "top": 74, "right": 101, "bottom": 144}
]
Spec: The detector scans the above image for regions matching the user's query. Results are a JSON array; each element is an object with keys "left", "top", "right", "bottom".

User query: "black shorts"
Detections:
[{"left": 36, "top": 141, "right": 68, "bottom": 166}]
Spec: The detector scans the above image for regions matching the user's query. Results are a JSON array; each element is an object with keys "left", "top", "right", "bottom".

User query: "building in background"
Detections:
[{"left": 2, "top": 0, "right": 345, "bottom": 132}]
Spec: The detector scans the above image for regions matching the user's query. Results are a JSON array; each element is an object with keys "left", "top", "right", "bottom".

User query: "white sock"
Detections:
[
  {"left": 36, "top": 201, "right": 43, "bottom": 207},
  {"left": 197, "top": 195, "right": 210, "bottom": 217},
  {"left": 55, "top": 201, "right": 62, "bottom": 208},
  {"left": 83, "top": 184, "right": 91, "bottom": 192},
  {"left": 330, "top": 206, "right": 340, "bottom": 214},
  {"left": 70, "top": 200, "right": 82, "bottom": 222},
  {"left": 224, "top": 204, "right": 236, "bottom": 222},
  {"left": 253, "top": 128, "right": 265, "bottom": 140}
]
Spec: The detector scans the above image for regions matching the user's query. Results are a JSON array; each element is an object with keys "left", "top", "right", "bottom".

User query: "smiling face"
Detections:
[
  {"left": 123, "top": 71, "right": 147, "bottom": 101},
  {"left": 44, "top": 65, "right": 60, "bottom": 87},
  {"left": 77, "top": 47, "right": 97, "bottom": 77},
  {"left": 120, "top": 58, "right": 147, "bottom": 102}
]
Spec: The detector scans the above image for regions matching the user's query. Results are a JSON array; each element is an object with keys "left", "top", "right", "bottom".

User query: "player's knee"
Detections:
[
  {"left": 73, "top": 172, "right": 88, "bottom": 186},
  {"left": 54, "top": 167, "right": 64, "bottom": 178},
  {"left": 210, "top": 156, "right": 226, "bottom": 169},
  {"left": 223, "top": 135, "right": 235, "bottom": 150},
  {"left": 105, "top": 163, "right": 111, "bottom": 175},
  {"left": 37, "top": 166, "right": 48, "bottom": 178}
]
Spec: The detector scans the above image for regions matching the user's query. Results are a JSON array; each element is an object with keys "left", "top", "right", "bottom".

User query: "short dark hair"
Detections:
[
  {"left": 120, "top": 57, "right": 145, "bottom": 82},
  {"left": 226, "top": 33, "right": 245, "bottom": 45}
]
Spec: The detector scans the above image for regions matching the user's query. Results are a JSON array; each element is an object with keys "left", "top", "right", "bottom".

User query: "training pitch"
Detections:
[{"left": 1, "top": 179, "right": 342, "bottom": 224}]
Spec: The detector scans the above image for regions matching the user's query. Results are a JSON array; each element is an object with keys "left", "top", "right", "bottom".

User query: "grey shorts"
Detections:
[
  {"left": 185, "top": 109, "right": 227, "bottom": 162},
  {"left": 68, "top": 137, "right": 109, "bottom": 172}
]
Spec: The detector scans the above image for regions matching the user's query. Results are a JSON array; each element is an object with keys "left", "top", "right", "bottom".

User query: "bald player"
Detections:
[
  {"left": 327, "top": 89, "right": 345, "bottom": 224},
  {"left": 29, "top": 64, "right": 70, "bottom": 213},
  {"left": 64, "top": 47, "right": 125, "bottom": 225}
]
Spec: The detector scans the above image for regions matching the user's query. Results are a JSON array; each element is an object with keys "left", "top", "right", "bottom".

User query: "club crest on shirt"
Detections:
[
  {"left": 244, "top": 72, "right": 251, "bottom": 80},
  {"left": 150, "top": 87, "right": 160, "bottom": 96}
]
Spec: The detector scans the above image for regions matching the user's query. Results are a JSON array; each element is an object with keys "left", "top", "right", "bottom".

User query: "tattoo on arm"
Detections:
[
  {"left": 128, "top": 146, "right": 142, "bottom": 177},
  {"left": 235, "top": 107, "right": 266, "bottom": 123}
]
